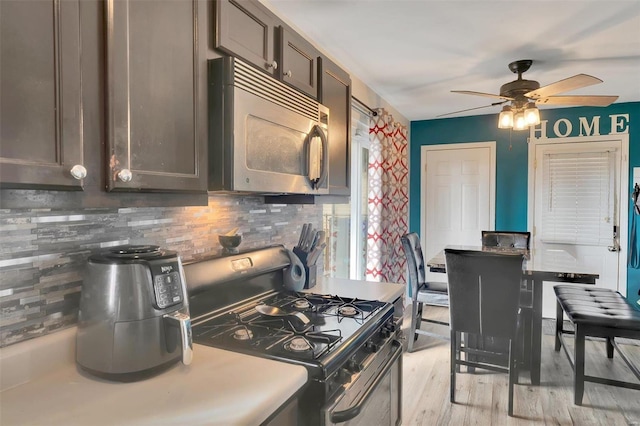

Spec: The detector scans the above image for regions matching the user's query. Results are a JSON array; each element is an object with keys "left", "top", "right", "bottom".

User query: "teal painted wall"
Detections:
[{"left": 410, "top": 101, "right": 640, "bottom": 303}]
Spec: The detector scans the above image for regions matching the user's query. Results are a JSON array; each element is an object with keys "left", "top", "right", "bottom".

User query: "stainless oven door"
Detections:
[
  {"left": 232, "top": 86, "right": 329, "bottom": 194},
  {"left": 322, "top": 340, "right": 402, "bottom": 425}
]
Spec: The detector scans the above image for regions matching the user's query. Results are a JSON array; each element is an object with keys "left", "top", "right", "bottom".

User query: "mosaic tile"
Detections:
[{"left": 0, "top": 193, "right": 323, "bottom": 346}]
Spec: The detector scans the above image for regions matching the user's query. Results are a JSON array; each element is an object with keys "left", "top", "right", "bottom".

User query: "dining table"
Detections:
[{"left": 426, "top": 245, "right": 600, "bottom": 386}]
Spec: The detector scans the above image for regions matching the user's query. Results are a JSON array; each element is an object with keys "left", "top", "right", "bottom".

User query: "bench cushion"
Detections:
[{"left": 554, "top": 285, "right": 640, "bottom": 331}]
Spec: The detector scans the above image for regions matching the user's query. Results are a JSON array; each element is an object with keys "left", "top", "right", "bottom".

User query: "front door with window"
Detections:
[{"left": 531, "top": 138, "right": 628, "bottom": 317}]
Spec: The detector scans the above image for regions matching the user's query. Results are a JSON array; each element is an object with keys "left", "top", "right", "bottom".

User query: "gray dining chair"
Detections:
[
  {"left": 401, "top": 233, "right": 449, "bottom": 352},
  {"left": 481, "top": 230, "right": 531, "bottom": 249},
  {"left": 445, "top": 248, "right": 525, "bottom": 416},
  {"left": 481, "top": 230, "right": 532, "bottom": 367}
]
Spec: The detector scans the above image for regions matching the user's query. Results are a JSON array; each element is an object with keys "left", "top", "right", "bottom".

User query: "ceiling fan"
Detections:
[{"left": 440, "top": 59, "right": 619, "bottom": 130}]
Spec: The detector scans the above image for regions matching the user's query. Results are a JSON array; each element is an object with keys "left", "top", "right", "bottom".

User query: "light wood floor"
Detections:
[{"left": 401, "top": 306, "right": 640, "bottom": 425}]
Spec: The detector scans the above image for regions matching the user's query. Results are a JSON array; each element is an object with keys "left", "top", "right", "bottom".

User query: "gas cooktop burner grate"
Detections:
[
  {"left": 303, "top": 295, "right": 381, "bottom": 324},
  {"left": 192, "top": 291, "right": 388, "bottom": 364}
]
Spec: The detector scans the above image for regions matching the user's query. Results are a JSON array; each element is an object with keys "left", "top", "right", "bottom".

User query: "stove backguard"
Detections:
[{"left": 183, "top": 245, "right": 291, "bottom": 319}]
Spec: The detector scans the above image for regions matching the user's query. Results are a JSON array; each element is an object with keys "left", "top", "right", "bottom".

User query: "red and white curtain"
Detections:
[{"left": 366, "top": 108, "right": 409, "bottom": 283}]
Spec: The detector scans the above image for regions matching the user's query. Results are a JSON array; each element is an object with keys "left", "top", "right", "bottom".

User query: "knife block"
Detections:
[
  {"left": 304, "top": 264, "right": 317, "bottom": 289},
  {"left": 293, "top": 247, "right": 317, "bottom": 289}
]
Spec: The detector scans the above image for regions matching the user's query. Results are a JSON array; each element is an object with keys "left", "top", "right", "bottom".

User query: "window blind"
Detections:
[{"left": 541, "top": 150, "right": 615, "bottom": 246}]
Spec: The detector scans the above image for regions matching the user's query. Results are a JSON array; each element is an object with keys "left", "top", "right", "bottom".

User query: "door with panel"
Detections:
[
  {"left": 105, "top": 0, "right": 206, "bottom": 192},
  {"left": 279, "top": 26, "right": 319, "bottom": 99},
  {"left": 531, "top": 139, "right": 627, "bottom": 317},
  {"left": 0, "top": 0, "right": 84, "bottom": 189},
  {"left": 422, "top": 143, "right": 495, "bottom": 280},
  {"left": 214, "top": 0, "right": 278, "bottom": 76},
  {"left": 319, "top": 56, "right": 351, "bottom": 196}
]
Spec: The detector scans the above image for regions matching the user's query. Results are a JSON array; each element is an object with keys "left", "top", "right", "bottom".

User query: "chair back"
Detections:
[
  {"left": 444, "top": 248, "right": 524, "bottom": 340},
  {"left": 481, "top": 231, "right": 530, "bottom": 249},
  {"left": 401, "top": 233, "right": 425, "bottom": 299}
]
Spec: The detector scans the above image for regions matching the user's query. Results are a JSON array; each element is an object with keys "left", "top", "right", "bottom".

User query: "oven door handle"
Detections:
[{"left": 330, "top": 340, "right": 402, "bottom": 423}]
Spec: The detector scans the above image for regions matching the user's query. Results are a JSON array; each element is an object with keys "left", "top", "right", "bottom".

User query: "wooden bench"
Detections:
[{"left": 554, "top": 285, "right": 640, "bottom": 404}]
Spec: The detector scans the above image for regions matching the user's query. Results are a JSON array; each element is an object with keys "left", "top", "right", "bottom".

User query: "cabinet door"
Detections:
[
  {"left": 215, "top": 0, "right": 278, "bottom": 76},
  {"left": 0, "top": 0, "right": 84, "bottom": 190},
  {"left": 319, "top": 57, "right": 351, "bottom": 195},
  {"left": 279, "top": 26, "right": 319, "bottom": 99},
  {"left": 105, "top": 0, "right": 206, "bottom": 192}
]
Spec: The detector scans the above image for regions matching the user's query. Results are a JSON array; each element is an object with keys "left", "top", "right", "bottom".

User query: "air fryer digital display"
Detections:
[{"left": 150, "top": 262, "right": 183, "bottom": 309}]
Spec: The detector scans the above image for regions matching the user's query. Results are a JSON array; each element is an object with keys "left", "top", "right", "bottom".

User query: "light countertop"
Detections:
[
  {"left": 0, "top": 328, "right": 307, "bottom": 426},
  {"left": 1, "top": 278, "right": 402, "bottom": 425}
]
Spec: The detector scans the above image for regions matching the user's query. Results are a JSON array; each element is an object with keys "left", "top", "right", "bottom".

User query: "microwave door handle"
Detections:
[
  {"left": 305, "top": 125, "right": 328, "bottom": 190},
  {"left": 305, "top": 136, "right": 316, "bottom": 189},
  {"left": 305, "top": 126, "right": 321, "bottom": 189},
  {"left": 317, "top": 125, "right": 328, "bottom": 189}
]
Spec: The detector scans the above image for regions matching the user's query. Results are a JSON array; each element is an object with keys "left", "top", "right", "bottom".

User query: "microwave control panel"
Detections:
[{"left": 150, "top": 261, "right": 184, "bottom": 309}]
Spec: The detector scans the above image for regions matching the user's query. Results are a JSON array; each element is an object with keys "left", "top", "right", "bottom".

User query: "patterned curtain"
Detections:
[{"left": 366, "top": 108, "right": 409, "bottom": 283}]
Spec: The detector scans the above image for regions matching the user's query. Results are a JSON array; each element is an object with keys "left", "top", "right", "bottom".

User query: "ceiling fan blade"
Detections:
[
  {"left": 525, "top": 74, "right": 602, "bottom": 99},
  {"left": 536, "top": 95, "right": 619, "bottom": 107},
  {"left": 437, "top": 101, "right": 508, "bottom": 118},
  {"left": 451, "top": 90, "right": 514, "bottom": 101}
]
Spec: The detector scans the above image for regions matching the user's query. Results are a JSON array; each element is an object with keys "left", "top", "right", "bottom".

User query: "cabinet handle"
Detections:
[
  {"left": 266, "top": 60, "right": 278, "bottom": 70},
  {"left": 69, "top": 164, "right": 87, "bottom": 180},
  {"left": 285, "top": 70, "right": 292, "bottom": 78},
  {"left": 117, "top": 169, "right": 133, "bottom": 182}
]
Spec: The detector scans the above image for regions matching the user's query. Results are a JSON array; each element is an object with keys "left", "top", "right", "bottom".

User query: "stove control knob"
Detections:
[
  {"left": 347, "top": 358, "right": 362, "bottom": 373},
  {"left": 365, "top": 341, "right": 379, "bottom": 353},
  {"left": 336, "top": 368, "right": 351, "bottom": 384},
  {"left": 381, "top": 323, "right": 396, "bottom": 338}
]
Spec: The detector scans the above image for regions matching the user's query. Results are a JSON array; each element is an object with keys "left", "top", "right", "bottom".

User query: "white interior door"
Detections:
[
  {"left": 531, "top": 139, "right": 628, "bottom": 317},
  {"left": 421, "top": 143, "right": 496, "bottom": 280}
]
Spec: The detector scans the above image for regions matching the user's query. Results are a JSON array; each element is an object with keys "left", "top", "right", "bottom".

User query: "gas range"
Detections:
[
  {"left": 183, "top": 246, "right": 401, "bottom": 425},
  {"left": 192, "top": 291, "right": 393, "bottom": 377}
]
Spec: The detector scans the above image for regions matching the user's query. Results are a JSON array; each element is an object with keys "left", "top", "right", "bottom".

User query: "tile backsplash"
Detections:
[{"left": 0, "top": 194, "right": 322, "bottom": 347}]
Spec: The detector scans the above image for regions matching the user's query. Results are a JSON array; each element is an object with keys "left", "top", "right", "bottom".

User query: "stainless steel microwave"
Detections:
[{"left": 208, "top": 57, "right": 330, "bottom": 194}]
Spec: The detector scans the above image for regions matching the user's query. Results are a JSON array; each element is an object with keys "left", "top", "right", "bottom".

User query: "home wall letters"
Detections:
[{"left": 530, "top": 113, "right": 630, "bottom": 139}]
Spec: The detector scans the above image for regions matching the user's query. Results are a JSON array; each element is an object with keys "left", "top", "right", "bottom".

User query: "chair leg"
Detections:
[
  {"left": 466, "top": 333, "right": 475, "bottom": 373},
  {"left": 606, "top": 337, "right": 614, "bottom": 359},
  {"left": 415, "top": 301, "right": 423, "bottom": 335},
  {"left": 521, "top": 310, "right": 532, "bottom": 369},
  {"left": 508, "top": 339, "right": 517, "bottom": 417},
  {"left": 408, "top": 299, "right": 419, "bottom": 352},
  {"left": 574, "top": 325, "right": 586, "bottom": 405},
  {"left": 514, "top": 314, "right": 521, "bottom": 386},
  {"left": 555, "top": 301, "right": 563, "bottom": 352},
  {"left": 450, "top": 329, "right": 457, "bottom": 403}
]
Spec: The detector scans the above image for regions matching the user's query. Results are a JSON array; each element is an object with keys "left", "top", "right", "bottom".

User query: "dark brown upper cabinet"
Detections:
[
  {"left": 279, "top": 26, "right": 320, "bottom": 99},
  {"left": 105, "top": 0, "right": 207, "bottom": 192},
  {"left": 214, "top": 0, "right": 278, "bottom": 77},
  {"left": 214, "top": 0, "right": 319, "bottom": 99},
  {"left": 0, "top": 0, "right": 84, "bottom": 190},
  {"left": 319, "top": 57, "right": 352, "bottom": 195}
]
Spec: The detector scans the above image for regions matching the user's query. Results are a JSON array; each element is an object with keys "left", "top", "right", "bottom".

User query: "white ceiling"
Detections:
[{"left": 268, "top": 0, "right": 640, "bottom": 121}]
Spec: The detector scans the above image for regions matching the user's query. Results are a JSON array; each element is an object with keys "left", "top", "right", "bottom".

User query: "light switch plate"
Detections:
[{"left": 633, "top": 167, "right": 640, "bottom": 187}]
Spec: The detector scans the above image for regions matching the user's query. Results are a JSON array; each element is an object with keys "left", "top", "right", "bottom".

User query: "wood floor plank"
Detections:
[{"left": 401, "top": 306, "right": 640, "bottom": 425}]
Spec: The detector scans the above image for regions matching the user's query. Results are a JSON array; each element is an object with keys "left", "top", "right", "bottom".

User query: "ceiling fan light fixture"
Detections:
[
  {"left": 498, "top": 106, "right": 514, "bottom": 129},
  {"left": 513, "top": 111, "right": 527, "bottom": 131},
  {"left": 524, "top": 102, "right": 540, "bottom": 126}
]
